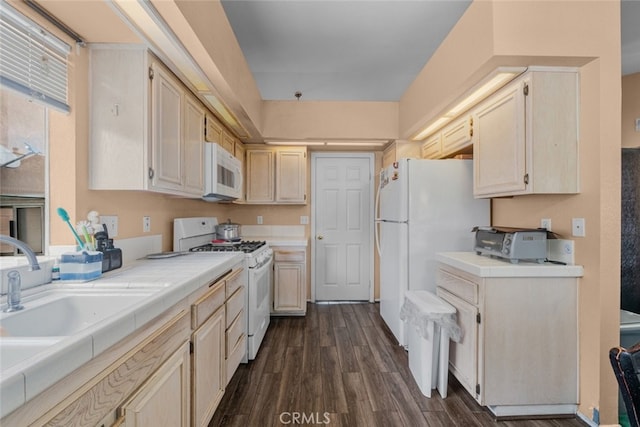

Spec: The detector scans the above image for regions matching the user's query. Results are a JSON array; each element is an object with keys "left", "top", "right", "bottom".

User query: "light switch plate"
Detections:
[
  {"left": 100, "top": 215, "right": 118, "bottom": 237},
  {"left": 572, "top": 218, "right": 586, "bottom": 237}
]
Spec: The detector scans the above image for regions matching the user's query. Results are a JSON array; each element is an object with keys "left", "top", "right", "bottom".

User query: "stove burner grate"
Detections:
[{"left": 190, "top": 240, "right": 266, "bottom": 254}]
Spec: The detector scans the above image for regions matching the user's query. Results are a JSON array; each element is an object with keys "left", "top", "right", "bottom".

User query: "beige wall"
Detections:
[
  {"left": 399, "top": 1, "right": 621, "bottom": 424},
  {"left": 623, "top": 72, "right": 640, "bottom": 148},
  {"left": 11, "top": 0, "right": 624, "bottom": 423}
]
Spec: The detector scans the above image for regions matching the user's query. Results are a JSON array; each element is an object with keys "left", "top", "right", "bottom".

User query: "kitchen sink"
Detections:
[{"left": 0, "top": 289, "right": 155, "bottom": 338}]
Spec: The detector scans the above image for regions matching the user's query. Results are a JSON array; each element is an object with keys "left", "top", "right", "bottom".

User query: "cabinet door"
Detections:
[
  {"left": 222, "top": 133, "right": 236, "bottom": 155},
  {"left": 150, "top": 64, "right": 183, "bottom": 192},
  {"left": 273, "top": 261, "right": 305, "bottom": 313},
  {"left": 436, "top": 287, "right": 478, "bottom": 399},
  {"left": 205, "top": 114, "right": 223, "bottom": 145},
  {"left": 234, "top": 141, "right": 245, "bottom": 202},
  {"left": 192, "top": 307, "right": 225, "bottom": 427},
  {"left": 275, "top": 148, "right": 306, "bottom": 203},
  {"left": 473, "top": 80, "right": 526, "bottom": 197},
  {"left": 421, "top": 133, "right": 442, "bottom": 159},
  {"left": 183, "top": 94, "right": 205, "bottom": 195},
  {"left": 120, "top": 341, "right": 190, "bottom": 427},
  {"left": 246, "top": 149, "right": 274, "bottom": 202},
  {"left": 441, "top": 115, "right": 473, "bottom": 157}
]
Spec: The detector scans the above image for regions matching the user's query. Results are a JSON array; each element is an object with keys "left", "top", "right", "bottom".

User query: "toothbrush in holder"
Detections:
[{"left": 56, "top": 207, "right": 85, "bottom": 250}]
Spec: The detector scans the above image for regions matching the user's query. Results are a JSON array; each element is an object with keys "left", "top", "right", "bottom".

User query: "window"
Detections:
[
  {"left": 0, "top": 1, "right": 71, "bottom": 112},
  {"left": 0, "top": 87, "right": 47, "bottom": 255}
]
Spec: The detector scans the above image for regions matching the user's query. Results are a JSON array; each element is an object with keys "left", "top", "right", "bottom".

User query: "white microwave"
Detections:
[{"left": 203, "top": 143, "right": 242, "bottom": 202}]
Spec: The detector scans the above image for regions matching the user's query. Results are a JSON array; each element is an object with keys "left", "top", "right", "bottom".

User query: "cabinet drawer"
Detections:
[
  {"left": 225, "top": 309, "right": 244, "bottom": 358},
  {"left": 192, "top": 279, "right": 226, "bottom": 329},
  {"left": 225, "top": 268, "right": 245, "bottom": 298},
  {"left": 436, "top": 268, "right": 478, "bottom": 304},
  {"left": 274, "top": 249, "right": 305, "bottom": 262},
  {"left": 226, "top": 287, "right": 245, "bottom": 326},
  {"left": 226, "top": 335, "right": 246, "bottom": 386}
]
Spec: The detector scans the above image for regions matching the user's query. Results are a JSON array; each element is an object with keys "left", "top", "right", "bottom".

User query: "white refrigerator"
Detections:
[{"left": 375, "top": 158, "right": 490, "bottom": 347}]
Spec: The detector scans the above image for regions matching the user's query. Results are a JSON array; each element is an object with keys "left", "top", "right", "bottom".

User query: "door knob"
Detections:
[{"left": 316, "top": 235, "right": 324, "bottom": 240}]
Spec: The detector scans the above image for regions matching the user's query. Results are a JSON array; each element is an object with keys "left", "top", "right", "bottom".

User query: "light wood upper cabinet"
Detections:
[
  {"left": 246, "top": 149, "right": 275, "bottom": 203},
  {"left": 89, "top": 46, "right": 206, "bottom": 197},
  {"left": 441, "top": 115, "right": 473, "bottom": 157},
  {"left": 205, "top": 114, "right": 235, "bottom": 155},
  {"left": 245, "top": 146, "right": 307, "bottom": 204},
  {"left": 382, "top": 141, "right": 421, "bottom": 168},
  {"left": 276, "top": 149, "right": 307, "bottom": 203},
  {"left": 473, "top": 69, "right": 578, "bottom": 198},
  {"left": 183, "top": 94, "right": 206, "bottom": 196},
  {"left": 421, "top": 133, "right": 442, "bottom": 159},
  {"left": 234, "top": 141, "right": 246, "bottom": 203}
]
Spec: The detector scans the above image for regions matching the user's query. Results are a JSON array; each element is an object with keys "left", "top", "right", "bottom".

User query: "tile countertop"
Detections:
[
  {"left": 0, "top": 251, "right": 244, "bottom": 418},
  {"left": 437, "top": 252, "right": 584, "bottom": 278}
]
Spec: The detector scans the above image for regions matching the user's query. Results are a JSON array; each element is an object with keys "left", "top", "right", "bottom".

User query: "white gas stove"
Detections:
[{"left": 173, "top": 217, "right": 272, "bottom": 361}]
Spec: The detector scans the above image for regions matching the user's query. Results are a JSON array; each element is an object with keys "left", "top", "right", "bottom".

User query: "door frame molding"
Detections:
[{"left": 310, "top": 152, "right": 375, "bottom": 303}]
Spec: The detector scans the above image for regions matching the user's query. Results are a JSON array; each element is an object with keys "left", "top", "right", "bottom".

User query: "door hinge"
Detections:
[
  {"left": 469, "top": 127, "right": 473, "bottom": 138},
  {"left": 189, "top": 341, "right": 194, "bottom": 354},
  {"left": 304, "top": 194, "right": 307, "bottom": 201},
  {"left": 476, "top": 384, "right": 481, "bottom": 395},
  {"left": 148, "top": 67, "right": 154, "bottom": 80},
  {"left": 148, "top": 167, "right": 155, "bottom": 180},
  {"left": 524, "top": 173, "right": 529, "bottom": 185},
  {"left": 523, "top": 83, "right": 529, "bottom": 96},
  {"left": 476, "top": 313, "right": 481, "bottom": 324}
]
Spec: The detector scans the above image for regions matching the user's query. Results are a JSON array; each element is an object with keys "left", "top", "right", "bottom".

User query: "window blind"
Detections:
[{"left": 0, "top": 2, "right": 71, "bottom": 113}]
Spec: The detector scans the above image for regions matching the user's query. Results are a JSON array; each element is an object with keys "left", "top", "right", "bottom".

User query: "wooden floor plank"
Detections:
[{"left": 210, "top": 303, "right": 586, "bottom": 427}]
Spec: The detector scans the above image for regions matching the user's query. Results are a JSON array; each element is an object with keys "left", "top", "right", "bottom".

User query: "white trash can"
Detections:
[{"left": 400, "top": 290, "right": 461, "bottom": 398}]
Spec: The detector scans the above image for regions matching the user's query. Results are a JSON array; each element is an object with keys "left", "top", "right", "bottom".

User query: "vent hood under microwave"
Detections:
[{"left": 203, "top": 143, "right": 242, "bottom": 202}]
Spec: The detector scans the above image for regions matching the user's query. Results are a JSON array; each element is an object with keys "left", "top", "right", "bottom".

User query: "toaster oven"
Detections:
[{"left": 474, "top": 226, "right": 547, "bottom": 263}]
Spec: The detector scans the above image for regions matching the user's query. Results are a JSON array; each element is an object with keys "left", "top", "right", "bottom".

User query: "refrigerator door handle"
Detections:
[{"left": 375, "top": 220, "right": 382, "bottom": 256}]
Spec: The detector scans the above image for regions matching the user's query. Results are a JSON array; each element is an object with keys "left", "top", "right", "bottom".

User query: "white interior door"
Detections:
[{"left": 312, "top": 153, "right": 373, "bottom": 301}]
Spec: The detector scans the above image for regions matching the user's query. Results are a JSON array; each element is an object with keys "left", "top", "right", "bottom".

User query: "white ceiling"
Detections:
[
  {"left": 222, "top": 0, "right": 640, "bottom": 102},
  {"left": 221, "top": 0, "right": 472, "bottom": 101},
  {"left": 622, "top": 0, "right": 640, "bottom": 76}
]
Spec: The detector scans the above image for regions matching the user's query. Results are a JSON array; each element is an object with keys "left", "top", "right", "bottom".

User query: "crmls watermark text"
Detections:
[{"left": 279, "top": 412, "right": 331, "bottom": 425}]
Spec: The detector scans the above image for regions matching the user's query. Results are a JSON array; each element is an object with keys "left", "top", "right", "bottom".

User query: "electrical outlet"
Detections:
[
  {"left": 257, "top": 216, "right": 263, "bottom": 225},
  {"left": 143, "top": 216, "right": 151, "bottom": 233},
  {"left": 300, "top": 216, "right": 309, "bottom": 225},
  {"left": 540, "top": 218, "right": 552, "bottom": 230},
  {"left": 572, "top": 218, "right": 586, "bottom": 237},
  {"left": 100, "top": 215, "right": 118, "bottom": 237}
]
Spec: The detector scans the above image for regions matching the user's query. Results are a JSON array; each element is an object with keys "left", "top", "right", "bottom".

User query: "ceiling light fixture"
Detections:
[{"left": 411, "top": 67, "right": 526, "bottom": 141}]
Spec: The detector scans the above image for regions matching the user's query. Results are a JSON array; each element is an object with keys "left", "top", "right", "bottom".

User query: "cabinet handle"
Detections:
[
  {"left": 316, "top": 235, "right": 323, "bottom": 240},
  {"left": 523, "top": 173, "right": 529, "bottom": 185}
]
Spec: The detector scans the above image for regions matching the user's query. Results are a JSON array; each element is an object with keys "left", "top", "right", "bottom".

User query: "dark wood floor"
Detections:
[{"left": 210, "top": 303, "right": 586, "bottom": 427}]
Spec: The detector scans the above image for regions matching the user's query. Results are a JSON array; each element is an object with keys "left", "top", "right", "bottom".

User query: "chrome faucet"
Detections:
[{"left": 0, "top": 235, "right": 40, "bottom": 312}]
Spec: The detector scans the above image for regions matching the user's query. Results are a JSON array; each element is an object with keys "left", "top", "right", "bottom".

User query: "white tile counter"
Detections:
[
  {"left": 0, "top": 252, "right": 243, "bottom": 418},
  {"left": 436, "top": 251, "right": 584, "bottom": 278}
]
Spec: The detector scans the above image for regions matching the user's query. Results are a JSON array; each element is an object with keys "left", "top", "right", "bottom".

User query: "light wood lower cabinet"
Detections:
[
  {"left": 190, "top": 277, "right": 226, "bottom": 427},
  {"left": 272, "top": 247, "right": 307, "bottom": 315},
  {"left": 436, "top": 264, "right": 578, "bottom": 417},
  {"left": 119, "top": 341, "right": 190, "bottom": 426},
  {"left": 1, "top": 265, "right": 247, "bottom": 427}
]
